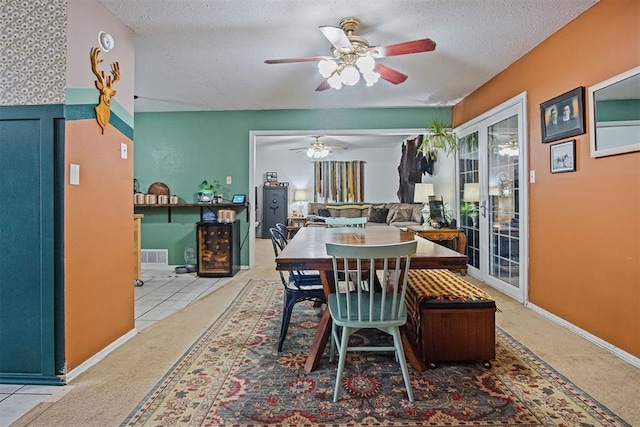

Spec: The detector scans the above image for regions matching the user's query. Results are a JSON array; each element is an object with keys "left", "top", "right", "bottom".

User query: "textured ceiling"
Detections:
[{"left": 99, "top": 0, "right": 598, "bottom": 114}]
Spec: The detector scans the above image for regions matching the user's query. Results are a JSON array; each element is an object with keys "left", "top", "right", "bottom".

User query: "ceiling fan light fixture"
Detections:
[
  {"left": 307, "top": 136, "right": 331, "bottom": 158},
  {"left": 363, "top": 70, "right": 380, "bottom": 86},
  {"left": 356, "top": 55, "right": 375, "bottom": 72},
  {"left": 307, "top": 148, "right": 330, "bottom": 158},
  {"left": 341, "top": 65, "right": 360, "bottom": 86},
  {"left": 318, "top": 59, "right": 338, "bottom": 78},
  {"left": 328, "top": 73, "right": 343, "bottom": 89}
]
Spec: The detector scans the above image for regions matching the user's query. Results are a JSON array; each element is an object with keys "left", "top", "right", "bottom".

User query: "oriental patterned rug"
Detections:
[{"left": 122, "top": 279, "right": 628, "bottom": 426}]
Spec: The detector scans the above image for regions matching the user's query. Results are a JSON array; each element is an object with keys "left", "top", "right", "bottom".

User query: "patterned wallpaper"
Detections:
[{"left": 0, "top": 0, "right": 67, "bottom": 105}]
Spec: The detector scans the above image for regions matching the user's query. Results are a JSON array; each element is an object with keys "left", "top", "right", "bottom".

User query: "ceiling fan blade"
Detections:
[
  {"left": 265, "top": 55, "right": 328, "bottom": 64},
  {"left": 375, "top": 63, "right": 408, "bottom": 85},
  {"left": 372, "top": 38, "right": 436, "bottom": 57},
  {"left": 316, "top": 78, "right": 331, "bottom": 91},
  {"left": 319, "top": 25, "right": 353, "bottom": 50}
]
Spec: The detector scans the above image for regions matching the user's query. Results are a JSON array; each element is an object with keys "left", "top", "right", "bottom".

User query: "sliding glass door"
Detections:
[{"left": 456, "top": 94, "right": 527, "bottom": 302}]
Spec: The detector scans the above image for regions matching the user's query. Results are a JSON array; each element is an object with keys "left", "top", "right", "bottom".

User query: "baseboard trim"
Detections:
[
  {"left": 527, "top": 302, "right": 640, "bottom": 369},
  {"left": 64, "top": 329, "right": 138, "bottom": 383}
]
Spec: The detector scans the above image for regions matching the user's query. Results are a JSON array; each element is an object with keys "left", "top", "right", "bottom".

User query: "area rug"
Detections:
[{"left": 122, "top": 279, "right": 628, "bottom": 426}]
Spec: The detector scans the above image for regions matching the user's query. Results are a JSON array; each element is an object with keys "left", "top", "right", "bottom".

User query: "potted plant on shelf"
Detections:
[{"left": 197, "top": 179, "right": 220, "bottom": 203}]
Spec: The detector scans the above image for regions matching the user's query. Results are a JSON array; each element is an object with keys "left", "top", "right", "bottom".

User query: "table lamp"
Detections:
[
  {"left": 294, "top": 189, "right": 306, "bottom": 216},
  {"left": 413, "top": 183, "right": 435, "bottom": 222},
  {"left": 462, "top": 183, "right": 479, "bottom": 202}
]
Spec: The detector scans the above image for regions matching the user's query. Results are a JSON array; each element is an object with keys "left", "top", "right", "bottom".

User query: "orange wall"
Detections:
[
  {"left": 64, "top": 0, "right": 136, "bottom": 370},
  {"left": 64, "top": 120, "right": 134, "bottom": 369},
  {"left": 453, "top": 0, "right": 639, "bottom": 358}
]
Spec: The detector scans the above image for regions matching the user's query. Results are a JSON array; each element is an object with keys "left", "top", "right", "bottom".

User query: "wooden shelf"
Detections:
[{"left": 134, "top": 202, "right": 248, "bottom": 223}]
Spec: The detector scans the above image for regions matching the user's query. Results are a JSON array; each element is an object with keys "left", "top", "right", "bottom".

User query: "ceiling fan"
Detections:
[
  {"left": 265, "top": 17, "right": 436, "bottom": 91},
  {"left": 289, "top": 136, "right": 348, "bottom": 158}
]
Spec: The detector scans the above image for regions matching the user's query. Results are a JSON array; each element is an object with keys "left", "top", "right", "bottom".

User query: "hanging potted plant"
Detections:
[
  {"left": 416, "top": 118, "right": 459, "bottom": 176},
  {"left": 197, "top": 179, "right": 220, "bottom": 203},
  {"left": 417, "top": 118, "right": 459, "bottom": 161}
]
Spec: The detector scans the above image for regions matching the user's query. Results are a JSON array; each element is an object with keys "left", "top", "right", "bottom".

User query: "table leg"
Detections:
[
  {"left": 304, "top": 269, "right": 334, "bottom": 373},
  {"left": 457, "top": 231, "right": 468, "bottom": 275},
  {"left": 304, "top": 307, "right": 331, "bottom": 373}
]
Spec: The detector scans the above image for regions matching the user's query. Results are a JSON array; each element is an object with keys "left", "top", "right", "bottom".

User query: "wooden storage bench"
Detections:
[{"left": 405, "top": 269, "right": 496, "bottom": 367}]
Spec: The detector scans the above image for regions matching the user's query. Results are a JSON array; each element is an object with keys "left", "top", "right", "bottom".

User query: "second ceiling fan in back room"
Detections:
[
  {"left": 289, "top": 136, "right": 348, "bottom": 159},
  {"left": 264, "top": 17, "right": 436, "bottom": 91}
]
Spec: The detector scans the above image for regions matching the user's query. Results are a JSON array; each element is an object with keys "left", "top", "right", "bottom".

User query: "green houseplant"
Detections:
[
  {"left": 417, "top": 118, "right": 459, "bottom": 161},
  {"left": 460, "top": 201, "right": 478, "bottom": 227},
  {"left": 197, "top": 179, "right": 220, "bottom": 203}
]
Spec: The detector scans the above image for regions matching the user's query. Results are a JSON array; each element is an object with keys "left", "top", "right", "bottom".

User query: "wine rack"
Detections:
[{"left": 196, "top": 220, "right": 240, "bottom": 277}]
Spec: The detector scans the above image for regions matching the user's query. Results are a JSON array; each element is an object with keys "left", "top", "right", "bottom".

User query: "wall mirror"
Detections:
[{"left": 588, "top": 66, "right": 640, "bottom": 158}]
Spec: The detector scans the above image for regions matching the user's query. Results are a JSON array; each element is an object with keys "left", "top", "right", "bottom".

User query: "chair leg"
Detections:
[
  {"left": 277, "top": 293, "right": 296, "bottom": 352},
  {"left": 390, "top": 327, "right": 414, "bottom": 402},
  {"left": 333, "top": 326, "right": 350, "bottom": 402},
  {"left": 329, "top": 322, "right": 338, "bottom": 363}
]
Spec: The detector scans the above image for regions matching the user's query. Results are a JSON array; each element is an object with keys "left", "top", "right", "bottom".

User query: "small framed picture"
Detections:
[
  {"left": 550, "top": 140, "right": 576, "bottom": 173},
  {"left": 540, "top": 87, "right": 585, "bottom": 143},
  {"left": 266, "top": 172, "right": 278, "bottom": 182}
]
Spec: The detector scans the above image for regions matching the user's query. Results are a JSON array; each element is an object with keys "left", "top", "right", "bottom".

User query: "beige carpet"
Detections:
[{"left": 14, "top": 239, "right": 640, "bottom": 426}]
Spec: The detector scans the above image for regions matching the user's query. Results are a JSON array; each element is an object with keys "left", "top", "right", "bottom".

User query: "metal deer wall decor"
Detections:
[{"left": 90, "top": 47, "right": 120, "bottom": 134}]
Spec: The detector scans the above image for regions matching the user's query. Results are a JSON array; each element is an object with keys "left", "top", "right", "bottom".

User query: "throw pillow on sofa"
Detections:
[
  {"left": 391, "top": 208, "right": 414, "bottom": 223},
  {"left": 369, "top": 207, "right": 389, "bottom": 223},
  {"left": 318, "top": 208, "right": 331, "bottom": 217}
]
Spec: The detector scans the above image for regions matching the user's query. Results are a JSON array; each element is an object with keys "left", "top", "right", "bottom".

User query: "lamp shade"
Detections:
[
  {"left": 413, "top": 183, "right": 435, "bottom": 203},
  {"left": 294, "top": 189, "right": 306, "bottom": 202},
  {"left": 463, "top": 183, "right": 480, "bottom": 202}
]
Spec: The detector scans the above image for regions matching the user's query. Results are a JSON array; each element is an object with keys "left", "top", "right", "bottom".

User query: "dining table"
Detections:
[{"left": 275, "top": 225, "right": 469, "bottom": 373}]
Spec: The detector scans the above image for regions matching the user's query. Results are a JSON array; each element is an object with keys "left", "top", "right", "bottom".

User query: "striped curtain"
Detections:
[{"left": 313, "top": 161, "right": 365, "bottom": 202}]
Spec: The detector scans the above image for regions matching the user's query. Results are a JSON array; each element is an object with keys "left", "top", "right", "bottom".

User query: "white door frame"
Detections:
[
  {"left": 248, "top": 128, "right": 427, "bottom": 268},
  {"left": 455, "top": 92, "right": 529, "bottom": 303}
]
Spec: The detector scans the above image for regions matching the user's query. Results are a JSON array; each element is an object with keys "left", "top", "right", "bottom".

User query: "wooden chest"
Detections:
[{"left": 405, "top": 269, "right": 496, "bottom": 365}]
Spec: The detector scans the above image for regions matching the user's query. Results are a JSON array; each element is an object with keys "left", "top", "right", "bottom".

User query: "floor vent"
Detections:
[{"left": 141, "top": 249, "right": 169, "bottom": 267}]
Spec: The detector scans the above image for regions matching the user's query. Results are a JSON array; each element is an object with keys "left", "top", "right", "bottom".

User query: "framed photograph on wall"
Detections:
[
  {"left": 266, "top": 172, "right": 278, "bottom": 182},
  {"left": 540, "top": 87, "right": 585, "bottom": 143},
  {"left": 550, "top": 140, "right": 576, "bottom": 173}
]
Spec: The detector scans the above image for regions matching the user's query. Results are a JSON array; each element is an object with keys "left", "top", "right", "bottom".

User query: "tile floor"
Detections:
[{"left": 0, "top": 267, "right": 235, "bottom": 427}]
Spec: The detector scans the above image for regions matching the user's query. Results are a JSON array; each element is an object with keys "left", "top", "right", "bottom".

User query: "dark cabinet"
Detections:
[
  {"left": 261, "top": 186, "right": 288, "bottom": 238},
  {"left": 196, "top": 220, "right": 240, "bottom": 277}
]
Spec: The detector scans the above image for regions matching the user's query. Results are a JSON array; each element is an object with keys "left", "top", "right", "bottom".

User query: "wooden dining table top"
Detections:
[
  {"left": 276, "top": 225, "right": 468, "bottom": 271},
  {"left": 275, "top": 225, "right": 468, "bottom": 373}
]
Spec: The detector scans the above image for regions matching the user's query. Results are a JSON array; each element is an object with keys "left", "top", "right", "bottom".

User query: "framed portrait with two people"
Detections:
[{"left": 540, "top": 86, "right": 585, "bottom": 143}]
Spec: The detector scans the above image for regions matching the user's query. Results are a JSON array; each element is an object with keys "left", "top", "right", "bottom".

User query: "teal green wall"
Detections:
[
  {"left": 595, "top": 99, "right": 640, "bottom": 122},
  {"left": 134, "top": 107, "right": 449, "bottom": 265}
]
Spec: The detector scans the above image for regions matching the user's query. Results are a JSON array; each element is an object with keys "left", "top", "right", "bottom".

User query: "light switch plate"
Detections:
[
  {"left": 226, "top": 175, "right": 232, "bottom": 184},
  {"left": 70, "top": 164, "right": 80, "bottom": 185},
  {"left": 121, "top": 143, "right": 128, "bottom": 159},
  {"left": 530, "top": 170, "right": 536, "bottom": 183}
]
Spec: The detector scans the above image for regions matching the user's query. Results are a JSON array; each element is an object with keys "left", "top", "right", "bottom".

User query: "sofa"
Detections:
[{"left": 306, "top": 202, "right": 424, "bottom": 227}]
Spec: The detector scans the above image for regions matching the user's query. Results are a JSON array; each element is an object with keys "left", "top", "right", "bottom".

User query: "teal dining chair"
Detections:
[
  {"left": 325, "top": 216, "right": 367, "bottom": 227},
  {"left": 325, "top": 240, "right": 418, "bottom": 402}
]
